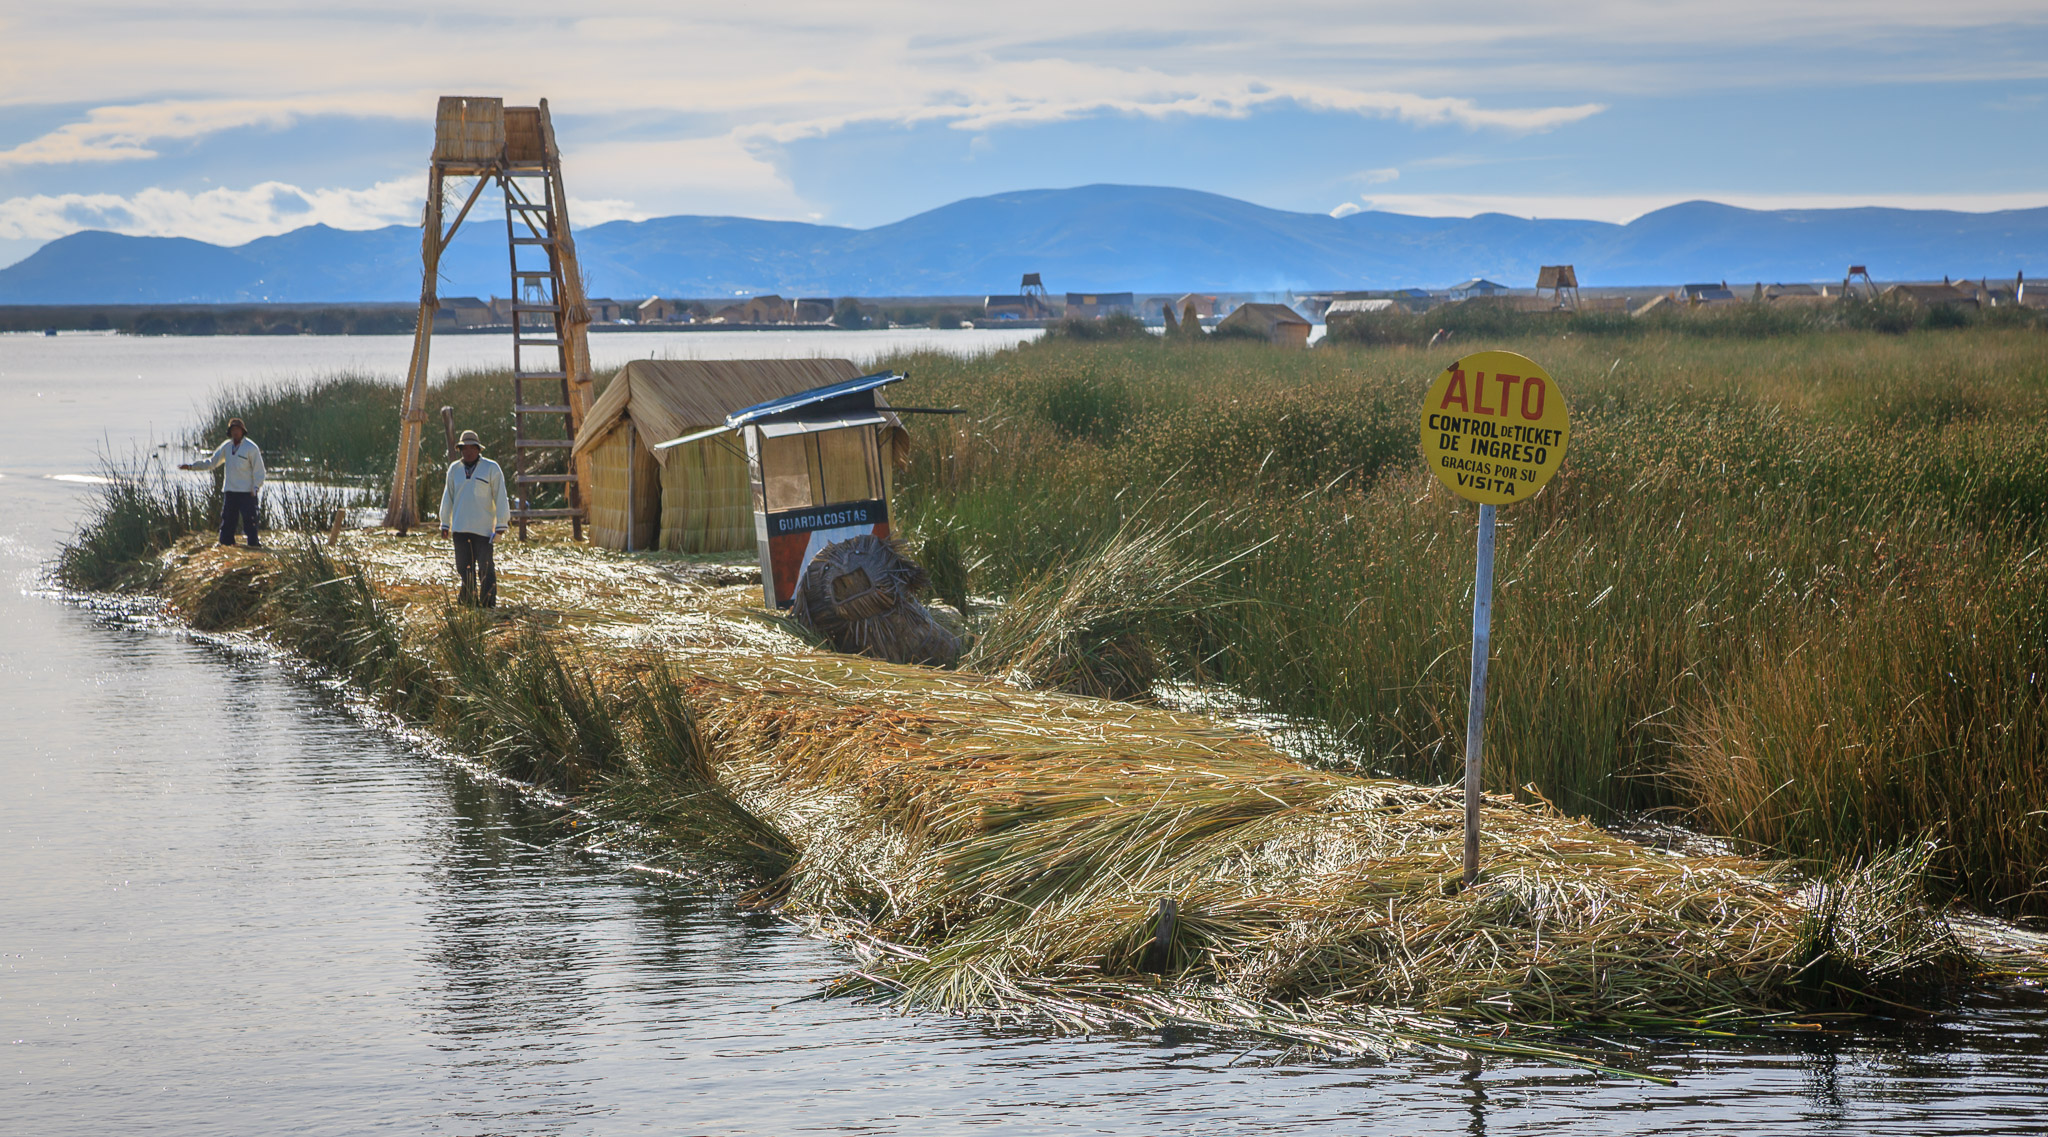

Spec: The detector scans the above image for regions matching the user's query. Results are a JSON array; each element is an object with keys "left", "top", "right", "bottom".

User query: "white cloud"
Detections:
[
  {"left": 0, "top": 101, "right": 301, "bottom": 168},
  {"left": 1329, "top": 202, "right": 1364, "bottom": 218},
  {"left": 0, "top": 0, "right": 2041, "bottom": 246},
  {"left": 730, "top": 67, "right": 1603, "bottom": 150},
  {"left": 564, "top": 135, "right": 806, "bottom": 220},
  {"left": 1356, "top": 167, "right": 1401, "bottom": 186},
  {"left": 0, "top": 179, "right": 421, "bottom": 245}
]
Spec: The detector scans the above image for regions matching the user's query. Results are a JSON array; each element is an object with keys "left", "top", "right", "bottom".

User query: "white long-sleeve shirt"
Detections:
[
  {"left": 195, "top": 438, "right": 265, "bottom": 493},
  {"left": 439, "top": 457, "right": 511, "bottom": 536}
]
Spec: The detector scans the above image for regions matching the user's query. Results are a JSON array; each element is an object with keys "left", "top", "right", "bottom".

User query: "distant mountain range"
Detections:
[{"left": 2, "top": 184, "right": 2041, "bottom": 304}]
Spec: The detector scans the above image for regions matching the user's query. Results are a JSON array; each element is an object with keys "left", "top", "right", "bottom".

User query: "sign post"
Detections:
[{"left": 1419, "top": 350, "right": 1571, "bottom": 887}]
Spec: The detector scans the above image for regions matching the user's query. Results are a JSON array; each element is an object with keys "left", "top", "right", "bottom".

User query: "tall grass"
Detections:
[
  {"left": 888, "top": 328, "right": 2048, "bottom": 915},
  {"left": 191, "top": 364, "right": 622, "bottom": 511},
  {"left": 119, "top": 324, "right": 2048, "bottom": 915},
  {"left": 56, "top": 458, "right": 217, "bottom": 590},
  {"left": 1324, "top": 295, "right": 2043, "bottom": 347}
]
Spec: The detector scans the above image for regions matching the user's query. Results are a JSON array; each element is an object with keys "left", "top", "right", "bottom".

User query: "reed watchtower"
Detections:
[
  {"left": 1535, "top": 264, "right": 1579, "bottom": 311},
  {"left": 383, "top": 96, "right": 594, "bottom": 539}
]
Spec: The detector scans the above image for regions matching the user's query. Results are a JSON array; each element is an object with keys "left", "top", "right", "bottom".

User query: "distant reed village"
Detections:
[{"left": 58, "top": 95, "right": 2048, "bottom": 1081}]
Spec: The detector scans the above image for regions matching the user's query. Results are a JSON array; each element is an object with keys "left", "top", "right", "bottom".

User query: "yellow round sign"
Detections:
[{"left": 1420, "top": 350, "right": 1570, "bottom": 505}]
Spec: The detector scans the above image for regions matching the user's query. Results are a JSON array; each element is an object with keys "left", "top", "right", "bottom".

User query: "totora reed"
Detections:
[{"left": 71, "top": 503, "right": 2044, "bottom": 1084}]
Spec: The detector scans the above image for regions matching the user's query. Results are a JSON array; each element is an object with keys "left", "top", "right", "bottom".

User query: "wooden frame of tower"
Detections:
[{"left": 382, "top": 96, "right": 595, "bottom": 540}]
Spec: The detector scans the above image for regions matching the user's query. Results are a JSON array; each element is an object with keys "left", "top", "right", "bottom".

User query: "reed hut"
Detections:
[
  {"left": 570, "top": 359, "right": 907, "bottom": 552},
  {"left": 1215, "top": 302, "right": 1312, "bottom": 347}
]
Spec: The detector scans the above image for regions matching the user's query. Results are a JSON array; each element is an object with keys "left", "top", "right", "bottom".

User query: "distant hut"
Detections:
[
  {"left": 1678, "top": 283, "right": 1739, "bottom": 305},
  {"left": 570, "top": 359, "right": 907, "bottom": 552},
  {"left": 1215, "top": 301, "right": 1312, "bottom": 347},
  {"left": 709, "top": 295, "right": 796, "bottom": 324},
  {"left": 586, "top": 298, "right": 625, "bottom": 322},
  {"left": 1064, "top": 292, "right": 1137, "bottom": 319},
  {"left": 1764, "top": 283, "right": 1825, "bottom": 306},
  {"left": 436, "top": 296, "right": 495, "bottom": 327},
  {"left": 1448, "top": 278, "right": 1509, "bottom": 300},
  {"left": 1535, "top": 265, "right": 1579, "bottom": 310},
  {"left": 1883, "top": 282, "right": 1980, "bottom": 309}
]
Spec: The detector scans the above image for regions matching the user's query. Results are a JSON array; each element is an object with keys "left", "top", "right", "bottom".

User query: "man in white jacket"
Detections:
[
  {"left": 180, "top": 417, "right": 266, "bottom": 547},
  {"left": 437, "top": 429, "right": 510, "bottom": 607}
]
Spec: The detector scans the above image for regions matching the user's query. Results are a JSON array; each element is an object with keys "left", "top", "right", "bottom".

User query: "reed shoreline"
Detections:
[
  {"left": 57, "top": 320, "right": 2048, "bottom": 1079},
  {"left": 51, "top": 504, "right": 2043, "bottom": 1083}
]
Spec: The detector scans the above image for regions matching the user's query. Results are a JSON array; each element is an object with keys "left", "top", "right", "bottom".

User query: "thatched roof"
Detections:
[
  {"left": 573, "top": 358, "right": 862, "bottom": 462},
  {"left": 572, "top": 358, "right": 903, "bottom": 466},
  {"left": 1884, "top": 282, "right": 1980, "bottom": 307},
  {"left": 1218, "top": 302, "right": 1311, "bottom": 330}
]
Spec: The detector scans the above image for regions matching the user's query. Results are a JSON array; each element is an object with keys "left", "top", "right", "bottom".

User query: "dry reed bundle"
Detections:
[
  {"left": 792, "top": 535, "right": 961, "bottom": 665},
  {"left": 162, "top": 545, "right": 281, "bottom": 630},
  {"left": 149, "top": 530, "right": 1995, "bottom": 1078}
]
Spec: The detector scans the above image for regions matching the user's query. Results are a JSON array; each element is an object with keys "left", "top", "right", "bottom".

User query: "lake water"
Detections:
[{"left": 5, "top": 331, "right": 2047, "bottom": 1134}]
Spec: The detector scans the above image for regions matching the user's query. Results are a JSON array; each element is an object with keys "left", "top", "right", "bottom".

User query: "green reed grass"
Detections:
[
  {"left": 191, "top": 365, "right": 622, "bottom": 512},
  {"left": 1324, "top": 295, "right": 2042, "bottom": 347},
  {"left": 888, "top": 328, "right": 2048, "bottom": 915},
  {"left": 56, "top": 457, "right": 218, "bottom": 590},
  {"left": 101, "top": 323, "right": 2048, "bottom": 915}
]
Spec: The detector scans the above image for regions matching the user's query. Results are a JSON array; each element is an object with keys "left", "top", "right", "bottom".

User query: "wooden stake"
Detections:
[
  {"left": 1463, "top": 502, "right": 1496, "bottom": 888},
  {"left": 383, "top": 163, "right": 443, "bottom": 533},
  {"left": 539, "top": 99, "right": 595, "bottom": 540}
]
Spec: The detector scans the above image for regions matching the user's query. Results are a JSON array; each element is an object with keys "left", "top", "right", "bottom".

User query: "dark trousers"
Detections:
[
  {"left": 452, "top": 531, "right": 497, "bottom": 607},
  {"left": 219, "top": 490, "right": 260, "bottom": 545}
]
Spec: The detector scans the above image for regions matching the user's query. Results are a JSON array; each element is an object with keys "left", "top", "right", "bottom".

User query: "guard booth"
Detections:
[{"left": 656, "top": 371, "right": 951, "bottom": 609}]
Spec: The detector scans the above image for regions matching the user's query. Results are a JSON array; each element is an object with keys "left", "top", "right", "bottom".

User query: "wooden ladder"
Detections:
[
  {"left": 503, "top": 171, "right": 582, "bottom": 540},
  {"left": 382, "top": 96, "right": 595, "bottom": 540}
]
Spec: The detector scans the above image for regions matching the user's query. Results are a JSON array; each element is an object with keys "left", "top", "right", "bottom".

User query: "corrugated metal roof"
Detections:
[
  {"left": 571, "top": 357, "right": 870, "bottom": 465},
  {"left": 726, "top": 371, "right": 903, "bottom": 428}
]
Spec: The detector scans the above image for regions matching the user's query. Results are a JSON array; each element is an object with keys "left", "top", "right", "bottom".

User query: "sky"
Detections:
[{"left": 1, "top": 2, "right": 2045, "bottom": 267}]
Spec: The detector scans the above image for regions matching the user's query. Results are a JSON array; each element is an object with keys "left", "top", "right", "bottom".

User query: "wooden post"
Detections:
[
  {"left": 383, "top": 164, "right": 443, "bottom": 533},
  {"left": 539, "top": 99, "right": 594, "bottom": 540},
  {"left": 1463, "top": 502, "right": 1496, "bottom": 888},
  {"left": 440, "top": 406, "right": 458, "bottom": 459}
]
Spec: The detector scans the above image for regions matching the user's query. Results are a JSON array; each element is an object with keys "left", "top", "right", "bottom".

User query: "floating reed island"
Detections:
[{"left": 120, "top": 521, "right": 2046, "bottom": 1082}]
